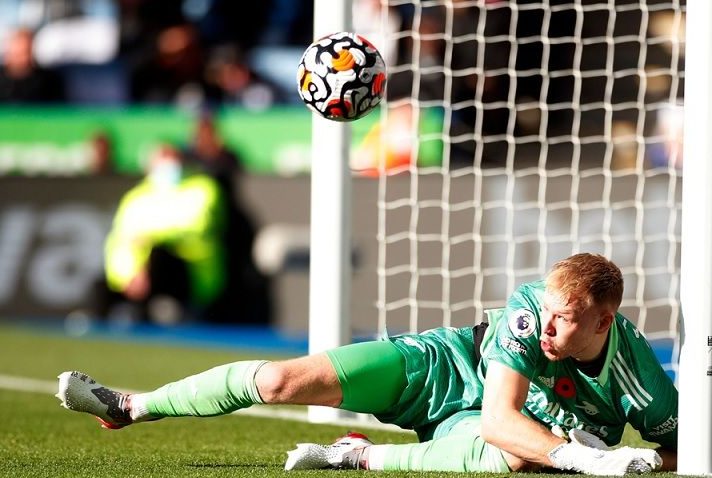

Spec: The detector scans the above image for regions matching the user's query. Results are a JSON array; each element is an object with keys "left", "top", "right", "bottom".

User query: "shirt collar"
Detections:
[{"left": 596, "top": 315, "right": 619, "bottom": 385}]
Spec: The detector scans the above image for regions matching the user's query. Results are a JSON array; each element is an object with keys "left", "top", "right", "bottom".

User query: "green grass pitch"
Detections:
[{"left": 0, "top": 323, "right": 680, "bottom": 478}]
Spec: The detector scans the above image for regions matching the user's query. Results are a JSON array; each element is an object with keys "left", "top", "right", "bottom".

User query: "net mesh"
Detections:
[{"left": 366, "top": 0, "right": 685, "bottom": 378}]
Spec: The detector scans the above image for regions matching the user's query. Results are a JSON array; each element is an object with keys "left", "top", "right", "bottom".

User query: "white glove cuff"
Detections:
[{"left": 548, "top": 442, "right": 604, "bottom": 471}]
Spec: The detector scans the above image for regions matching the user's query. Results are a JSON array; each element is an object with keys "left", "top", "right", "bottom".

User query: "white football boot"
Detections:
[
  {"left": 56, "top": 371, "right": 133, "bottom": 429},
  {"left": 284, "top": 431, "right": 373, "bottom": 471}
]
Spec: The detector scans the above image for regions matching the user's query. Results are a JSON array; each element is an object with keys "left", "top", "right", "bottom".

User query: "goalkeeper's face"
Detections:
[{"left": 539, "top": 288, "right": 611, "bottom": 362}]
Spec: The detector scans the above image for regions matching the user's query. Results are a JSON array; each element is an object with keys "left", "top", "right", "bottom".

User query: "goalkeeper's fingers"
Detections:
[{"left": 613, "top": 447, "right": 663, "bottom": 472}]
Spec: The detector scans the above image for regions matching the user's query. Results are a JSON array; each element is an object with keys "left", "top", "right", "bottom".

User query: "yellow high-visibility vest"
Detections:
[{"left": 104, "top": 173, "right": 227, "bottom": 305}]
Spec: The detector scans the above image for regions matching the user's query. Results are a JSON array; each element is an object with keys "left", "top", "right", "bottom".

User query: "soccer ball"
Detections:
[{"left": 296, "top": 32, "right": 387, "bottom": 122}]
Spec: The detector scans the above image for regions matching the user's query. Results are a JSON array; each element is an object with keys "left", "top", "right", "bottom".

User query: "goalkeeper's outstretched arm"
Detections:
[
  {"left": 480, "top": 362, "right": 662, "bottom": 475},
  {"left": 480, "top": 361, "right": 566, "bottom": 470}
]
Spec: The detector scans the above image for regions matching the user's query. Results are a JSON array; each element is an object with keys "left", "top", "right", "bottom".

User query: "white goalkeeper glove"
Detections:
[{"left": 547, "top": 428, "right": 662, "bottom": 476}]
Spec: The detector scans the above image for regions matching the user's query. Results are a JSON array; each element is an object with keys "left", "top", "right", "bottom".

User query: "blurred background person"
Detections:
[
  {"left": 0, "top": 0, "right": 118, "bottom": 66},
  {"left": 29, "top": 0, "right": 119, "bottom": 67},
  {"left": 183, "top": 111, "right": 241, "bottom": 186},
  {"left": 0, "top": 0, "right": 120, "bottom": 104},
  {"left": 0, "top": 27, "right": 65, "bottom": 103},
  {"left": 98, "top": 142, "right": 231, "bottom": 325},
  {"left": 182, "top": 112, "right": 274, "bottom": 326},
  {"left": 86, "top": 130, "right": 117, "bottom": 175},
  {"left": 203, "top": 44, "right": 285, "bottom": 110},
  {"left": 128, "top": 22, "right": 209, "bottom": 108}
]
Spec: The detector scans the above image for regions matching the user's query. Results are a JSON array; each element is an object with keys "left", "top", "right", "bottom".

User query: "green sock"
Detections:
[
  {"left": 141, "top": 360, "right": 267, "bottom": 418},
  {"left": 380, "top": 435, "right": 509, "bottom": 473}
]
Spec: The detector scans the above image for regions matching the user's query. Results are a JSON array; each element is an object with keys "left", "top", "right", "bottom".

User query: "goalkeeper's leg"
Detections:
[
  {"left": 284, "top": 412, "right": 515, "bottom": 472},
  {"left": 143, "top": 340, "right": 406, "bottom": 415},
  {"left": 57, "top": 360, "right": 270, "bottom": 427},
  {"left": 368, "top": 411, "right": 512, "bottom": 472},
  {"left": 57, "top": 340, "right": 407, "bottom": 426}
]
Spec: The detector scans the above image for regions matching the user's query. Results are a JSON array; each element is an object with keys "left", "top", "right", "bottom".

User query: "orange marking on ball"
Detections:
[
  {"left": 332, "top": 50, "right": 356, "bottom": 71},
  {"left": 301, "top": 72, "right": 312, "bottom": 91}
]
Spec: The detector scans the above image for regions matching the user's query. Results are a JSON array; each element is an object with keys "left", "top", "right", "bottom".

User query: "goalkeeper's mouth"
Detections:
[{"left": 540, "top": 340, "right": 555, "bottom": 354}]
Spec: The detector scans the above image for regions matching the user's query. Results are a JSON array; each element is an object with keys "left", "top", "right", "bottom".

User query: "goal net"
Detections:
[{"left": 360, "top": 0, "right": 686, "bottom": 381}]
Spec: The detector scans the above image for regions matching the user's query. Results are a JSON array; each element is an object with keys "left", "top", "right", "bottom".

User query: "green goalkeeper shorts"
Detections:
[{"left": 326, "top": 326, "right": 484, "bottom": 441}]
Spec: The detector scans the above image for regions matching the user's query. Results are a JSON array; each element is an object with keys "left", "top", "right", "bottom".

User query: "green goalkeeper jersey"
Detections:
[{"left": 478, "top": 280, "right": 678, "bottom": 450}]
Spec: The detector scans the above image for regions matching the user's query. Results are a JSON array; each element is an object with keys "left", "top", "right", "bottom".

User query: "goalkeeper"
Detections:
[{"left": 57, "top": 253, "right": 677, "bottom": 474}]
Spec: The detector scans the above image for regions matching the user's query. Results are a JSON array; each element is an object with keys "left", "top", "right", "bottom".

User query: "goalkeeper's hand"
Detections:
[{"left": 547, "top": 429, "right": 662, "bottom": 475}]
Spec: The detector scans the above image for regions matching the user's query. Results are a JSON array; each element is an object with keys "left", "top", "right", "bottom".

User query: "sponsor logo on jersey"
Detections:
[
  {"left": 508, "top": 308, "right": 537, "bottom": 338},
  {"left": 538, "top": 376, "right": 555, "bottom": 388},
  {"left": 500, "top": 336, "right": 527, "bottom": 354},
  {"left": 528, "top": 391, "right": 609, "bottom": 437},
  {"left": 648, "top": 415, "right": 678, "bottom": 436}
]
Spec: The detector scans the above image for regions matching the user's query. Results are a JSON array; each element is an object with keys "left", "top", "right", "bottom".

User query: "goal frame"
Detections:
[
  {"left": 309, "top": 0, "right": 707, "bottom": 472},
  {"left": 308, "top": 0, "right": 354, "bottom": 424},
  {"left": 678, "top": 0, "right": 712, "bottom": 473}
]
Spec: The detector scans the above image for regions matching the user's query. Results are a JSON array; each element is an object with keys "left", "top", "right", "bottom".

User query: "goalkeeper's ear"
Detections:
[{"left": 594, "top": 311, "right": 614, "bottom": 334}]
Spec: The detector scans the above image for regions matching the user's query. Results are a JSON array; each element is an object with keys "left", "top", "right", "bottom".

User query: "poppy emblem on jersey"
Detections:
[
  {"left": 554, "top": 377, "right": 576, "bottom": 399},
  {"left": 508, "top": 309, "right": 536, "bottom": 338}
]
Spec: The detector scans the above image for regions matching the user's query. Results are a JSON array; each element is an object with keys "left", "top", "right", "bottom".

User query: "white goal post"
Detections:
[
  {"left": 308, "top": 0, "right": 354, "bottom": 423},
  {"left": 678, "top": 0, "right": 712, "bottom": 474},
  {"left": 309, "top": 0, "right": 705, "bottom": 470}
]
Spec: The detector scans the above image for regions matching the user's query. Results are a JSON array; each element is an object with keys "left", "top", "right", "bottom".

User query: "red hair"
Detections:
[{"left": 546, "top": 253, "right": 623, "bottom": 311}]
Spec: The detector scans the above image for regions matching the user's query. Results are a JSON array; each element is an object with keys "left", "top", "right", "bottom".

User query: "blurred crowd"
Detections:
[
  {"left": 0, "top": 0, "right": 316, "bottom": 108},
  {"left": 0, "top": 0, "right": 686, "bottom": 327},
  {"left": 93, "top": 121, "right": 273, "bottom": 326},
  {"left": 0, "top": 0, "right": 318, "bottom": 326},
  {"left": 0, "top": 0, "right": 685, "bottom": 163}
]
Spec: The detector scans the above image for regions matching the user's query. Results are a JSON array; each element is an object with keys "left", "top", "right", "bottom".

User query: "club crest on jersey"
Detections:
[
  {"left": 575, "top": 401, "right": 599, "bottom": 415},
  {"left": 508, "top": 309, "right": 536, "bottom": 338}
]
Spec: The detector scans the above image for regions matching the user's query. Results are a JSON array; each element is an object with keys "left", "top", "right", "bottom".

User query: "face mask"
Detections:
[{"left": 149, "top": 161, "right": 182, "bottom": 188}]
